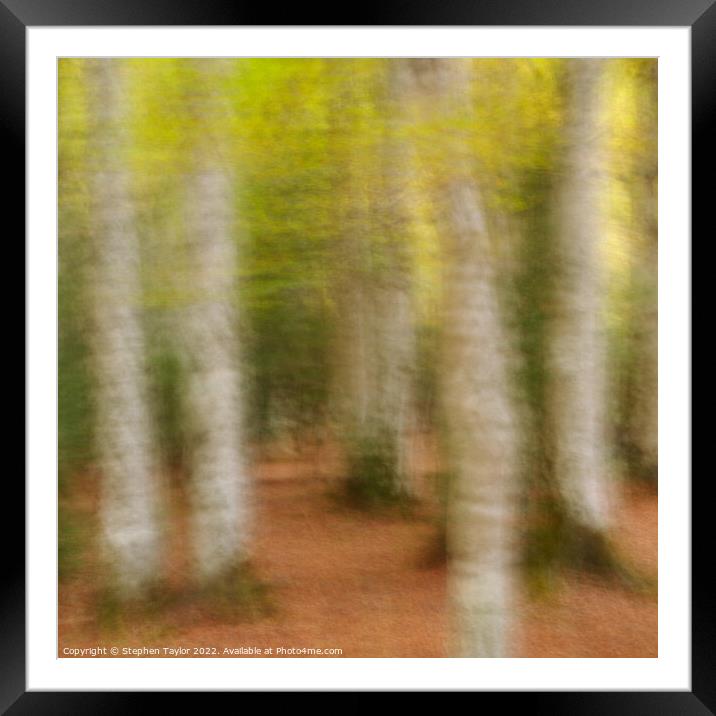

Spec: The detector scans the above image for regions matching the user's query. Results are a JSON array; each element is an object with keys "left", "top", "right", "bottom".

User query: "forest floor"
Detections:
[{"left": 59, "top": 435, "right": 657, "bottom": 658}]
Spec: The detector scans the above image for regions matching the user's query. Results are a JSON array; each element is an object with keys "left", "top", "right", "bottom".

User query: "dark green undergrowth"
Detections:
[
  {"left": 193, "top": 561, "right": 275, "bottom": 620},
  {"left": 96, "top": 580, "right": 177, "bottom": 635},
  {"left": 58, "top": 506, "right": 91, "bottom": 581},
  {"left": 338, "top": 434, "right": 415, "bottom": 512},
  {"left": 96, "top": 561, "right": 274, "bottom": 634},
  {"left": 149, "top": 347, "right": 188, "bottom": 471},
  {"left": 563, "top": 523, "right": 656, "bottom": 595},
  {"left": 419, "top": 470, "right": 452, "bottom": 567},
  {"left": 524, "top": 501, "right": 656, "bottom": 598}
]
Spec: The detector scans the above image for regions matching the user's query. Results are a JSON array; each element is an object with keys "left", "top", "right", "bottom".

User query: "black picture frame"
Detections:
[{"left": 9, "top": 0, "right": 704, "bottom": 709}]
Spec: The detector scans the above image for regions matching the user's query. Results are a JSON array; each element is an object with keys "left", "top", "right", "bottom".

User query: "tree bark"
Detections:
[
  {"left": 333, "top": 63, "right": 416, "bottom": 501},
  {"left": 408, "top": 59, "right": 520, "bottom": 656},
  {"left": 549, "top": 59, "right": 613, "bottom": 531},
  {"left": 441, "top": 180, "right": 520, "bottom": 657},
  {"left": 181, "top": 61, "right": 252, "bottom": 582},
  {"left": 87, "top": 59, "right": 162, "bottom": 598}
]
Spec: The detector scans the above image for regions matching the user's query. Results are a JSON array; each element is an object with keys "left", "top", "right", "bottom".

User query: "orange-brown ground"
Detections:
[{"left": 59, "top": 437, "right": 657, "bottom": 658}]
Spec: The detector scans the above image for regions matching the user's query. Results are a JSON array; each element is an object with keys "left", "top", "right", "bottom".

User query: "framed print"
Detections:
[{"left": 10, "top": 0, "right": 705, "bottom": 708}]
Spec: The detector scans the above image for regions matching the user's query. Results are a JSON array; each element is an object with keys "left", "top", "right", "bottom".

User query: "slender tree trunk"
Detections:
[
  {"left": 408, "top": 59, "right": 520, "bottom": 656},
  {"left": 182, "top": 61, "right": 252, "bottom": 582},
  {"left": 369, "top": 62, "right": 418, "bottom": 496},
  {"left": 87, "top": 59, "right": 162, "bottom": 598},
  {"left": 442, "top": 180, "right": 520, "bottom": 657},
  {"left": 333, "top": 64, "right": 416, "bottom": 502},
  {"left": 333, "top": 112, "right": 373, "bottom": 478},
  {"left": 549, "top": 60, "right": 613, "bottom": 532},
  {"left": 372, "top": 273, "right": 415, "bottom": 495}
]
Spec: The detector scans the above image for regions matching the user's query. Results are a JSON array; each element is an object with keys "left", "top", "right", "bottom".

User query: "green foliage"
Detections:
[
  {"left": 58, "top": 62, "right": 93, "bottom": 492},
  {"left": 247, "top": 303, "right": 331, "bottom": 443},
  {"left": 605, "top": 59, "right": 658, "bottom": 485},
  {"left": 58, "top": 58, "right": 656, "bottom": 477},
  {"left": 57, "top": 58, "right": 580, "bottom": 477}
]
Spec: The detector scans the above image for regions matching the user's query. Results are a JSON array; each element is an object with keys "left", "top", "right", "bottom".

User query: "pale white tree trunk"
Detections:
[
  {"left": 373, "top": 275, "right": 415, "bottom": 494},
  {"left": 333, "top": 65, "right": 417, "bottom": 499},
  {"left": 87, "top": 59, "right": 162, "bottom": 598},
  {"left": 337, "top": 267, "right": 415, "bottom": 496},
  {"left": 334, "top": 145, "right": 371, "bottom": 442},
  {"left": 441, "top": 181, "right": 520, "bottom": 658},
  {"left": 333, "top": 139, "right": 372, "bottom": 462},
  {"left": 182, "top": 61, "right": 252, "bottom": 582},
  {"left": 549, "top": 60, "right": 613, "bottom": 531},
  {"left": 408, "top": 59, "right": 520, "bottom": 656},
  {"left": 377, "top": 61, "right": 421, "bottom": 494}
]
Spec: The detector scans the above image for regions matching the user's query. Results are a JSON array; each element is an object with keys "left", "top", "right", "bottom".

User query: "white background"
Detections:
[{"left": 27, "top": 26, "right": 691, "bottom": 691}]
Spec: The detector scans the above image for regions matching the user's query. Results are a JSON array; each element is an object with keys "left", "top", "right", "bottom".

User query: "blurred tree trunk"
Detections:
[
  {"left": 628, "top": 62, "right": 658, "bottom": 483},
  {"left": 87, "top": 59, "right": 162, "bottom": 598},
  {"left": 332, "top": 104, "right": 374, "bottom": 494},
  {"left": 442, "top": 182, "right": 519, "bottom": 658},
  {"left": 549, "top": 60, "right": 613, "bottom": 534},
  {"left": 409, "top": 59, "right": 520, "bottom": 656},
  {"left": 333, "top": 63, "right": 416, "bottom": 504},
  {"left": 182, "top": 61, "right": 252, "bottom": 582},
  {"left": 365, "top": 62, "right": 417, "bottom": 498}
]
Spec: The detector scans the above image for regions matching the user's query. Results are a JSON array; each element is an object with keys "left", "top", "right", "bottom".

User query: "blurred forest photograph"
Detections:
[{"left": 58, "top": 57, "right": 658, "bottom": 659}]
